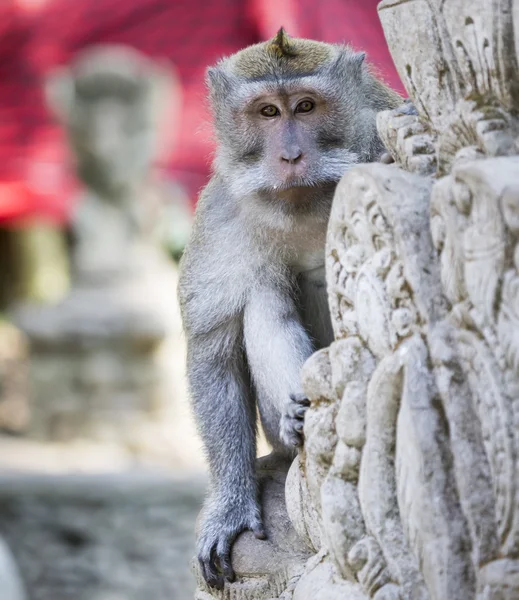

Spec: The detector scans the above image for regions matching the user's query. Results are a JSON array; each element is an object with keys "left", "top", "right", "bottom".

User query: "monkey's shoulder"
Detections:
[
  {"left": 178, "top": 178, "right": 261, "bottom": 331},
  {"left": 181, "top": 178, "right": 255, "bottom": 273}
]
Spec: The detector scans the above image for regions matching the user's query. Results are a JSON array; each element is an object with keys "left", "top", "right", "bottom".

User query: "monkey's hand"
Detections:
[
  {"left": 197, "top": 498, "right": 266, "bottom": 589},
  {"left": 280, "top": 393, "right": 311, "bottom": 448}
]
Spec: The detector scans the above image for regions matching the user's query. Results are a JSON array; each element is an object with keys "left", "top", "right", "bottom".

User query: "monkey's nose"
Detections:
[{"left": 281, "top": 149, "right": 303, "bottom": 164}]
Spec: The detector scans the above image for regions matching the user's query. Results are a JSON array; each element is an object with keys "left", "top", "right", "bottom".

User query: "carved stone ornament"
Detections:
[{"left": 196, "top": 1, "right": 519, "bottom": 598}]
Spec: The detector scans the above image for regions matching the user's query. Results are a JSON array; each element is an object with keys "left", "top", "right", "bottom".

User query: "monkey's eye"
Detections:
[
  {"left": 260, "top": 105, "right": 279, "bottom": 117},
  {"left": 295, "top": 100, "right": 315, "bottom": 114}
]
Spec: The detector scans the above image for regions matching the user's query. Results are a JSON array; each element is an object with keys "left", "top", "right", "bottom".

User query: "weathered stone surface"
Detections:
[
  {"left": 0, "top": 472, "right": 205, "bottom": 600},
  {"left": 378, "top": 0, "right": 519, "bottom": 173}
]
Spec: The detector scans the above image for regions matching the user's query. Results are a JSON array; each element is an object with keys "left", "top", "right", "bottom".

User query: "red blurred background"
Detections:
[{"left": 0, "top": 0, "right": 405, "bottom": 226}]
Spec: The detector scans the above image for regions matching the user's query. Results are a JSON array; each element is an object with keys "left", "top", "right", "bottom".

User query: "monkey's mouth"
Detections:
[
  {"left": 272, "top": 172, "right": 341, "bottom": 192},
  {"left": 272, "top": 177, "right": 307, "bottom": 191}
]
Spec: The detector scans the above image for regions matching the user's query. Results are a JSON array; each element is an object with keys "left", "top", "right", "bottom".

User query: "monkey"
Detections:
[{"left": 178, "top": 28, "right": 402, "bottom": 590}]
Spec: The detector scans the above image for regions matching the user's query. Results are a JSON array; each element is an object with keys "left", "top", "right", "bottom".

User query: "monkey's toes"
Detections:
[{"left": 197, "top": 509, "right": 266, "bottom": 589}]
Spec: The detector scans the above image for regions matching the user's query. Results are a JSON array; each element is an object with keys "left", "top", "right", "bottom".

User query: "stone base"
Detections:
[{"left": 12, "top": 253, "right": 188, "bottom": 444}]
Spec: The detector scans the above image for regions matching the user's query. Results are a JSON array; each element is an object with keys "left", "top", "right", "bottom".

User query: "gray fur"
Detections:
[{"left": 178, "top": 38, "right": 401, "bottom": 590}]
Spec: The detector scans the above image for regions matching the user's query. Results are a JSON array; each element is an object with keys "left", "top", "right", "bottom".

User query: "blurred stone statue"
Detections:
[
  {"left": 46, "top": 44, "right": 187, "bottom": 282},
  {"left": 13, "top": 46, "right": 199, "bottom": 460}
]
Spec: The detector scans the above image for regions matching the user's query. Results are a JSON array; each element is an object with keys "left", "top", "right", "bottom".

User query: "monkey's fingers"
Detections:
[
  {"left": 216, "top": 538, "right": 236, "bottom": 583},
  {"left": 289, "top": 393, "right": 310, "bottom": 406},
  {"left": 395, "top": 100, "right": 418, "bottom": 116},
  {"left": 199, "top": 549, "right": 224, "bottom": 590},
  {"left": 252, "top": 523, "right": 267, "bottom": 540},
  {"left": 220, "top": 555, "right": 235, "bottom": 583}
]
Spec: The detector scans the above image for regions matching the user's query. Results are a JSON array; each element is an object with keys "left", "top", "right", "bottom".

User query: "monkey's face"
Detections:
[{"left": 214, "top": 79, "right": 361, "bottom": 199}]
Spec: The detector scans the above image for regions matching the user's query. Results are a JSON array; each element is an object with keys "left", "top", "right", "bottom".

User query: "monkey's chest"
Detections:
[{"left": 291, "top": 248, "right": 325, "bottom": 278}]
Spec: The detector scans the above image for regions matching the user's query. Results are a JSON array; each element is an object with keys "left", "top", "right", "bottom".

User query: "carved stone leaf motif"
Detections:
[
  {"left": 325, "top": 164, "right": 482, "bottom": 600},
  {"left": 376, "top": 107, "right": 437, "bottom": 176},
  {"left": 326, "top": 164, "right": 443, "bottom": 350},
  {"left": 430, "top": 157, "right": 519, "bottom": 567},
  {"left": 321, "top": 338, "right": 376, "bottom": 581},
  {"left": 498, "top": 183, "right": 519, "bottom": 379},
  {"left": 378, "top": 0, "right": 519, "bottom": 172},
  {"left": 394, "top": 335, "right": 476, "bottom": 599},
  {"left": 441, "top": 0, "right": 519, "bottom": 110}
]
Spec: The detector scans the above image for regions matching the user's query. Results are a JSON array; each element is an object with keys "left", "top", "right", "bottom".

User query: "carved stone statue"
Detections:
[
  {"left": 197, "top": 1, "right": 519, "bottom": 598},
  {"left": 13, "top": 46, "right": 193, "bottom": 449}
]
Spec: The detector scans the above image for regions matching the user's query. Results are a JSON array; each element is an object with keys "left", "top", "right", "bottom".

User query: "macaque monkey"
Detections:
[{"left": 179, "top": 28, "right": 402, "bottom": 589}]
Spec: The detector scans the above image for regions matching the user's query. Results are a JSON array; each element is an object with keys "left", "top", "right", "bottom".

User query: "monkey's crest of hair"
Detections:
[
  {"left": 224, "top": 27, "right": 335, "bottom": 79},
  {"left": 268, "top": 27, "right": 298, "bottom": 59}
]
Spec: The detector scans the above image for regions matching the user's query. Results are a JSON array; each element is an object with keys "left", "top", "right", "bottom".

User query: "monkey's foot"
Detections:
[
  {"left": 197, "top": 502, "right": 266, "bottom": 590},
  {"left": 280, "top": 393, "right": 310, "bottom": 448}
]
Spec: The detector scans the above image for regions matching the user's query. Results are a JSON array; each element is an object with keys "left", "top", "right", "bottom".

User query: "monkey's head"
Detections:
[{"left": 207, "top": 28, "right": 401, "bottom": 199}]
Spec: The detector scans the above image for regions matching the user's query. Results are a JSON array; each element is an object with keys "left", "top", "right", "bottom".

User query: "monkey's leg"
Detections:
[
  {"left": 244, "top": 284, "right": 314, "bottom": 451},
  {"left": 188, "top": 328, "right": 265, "bottom": 589}
]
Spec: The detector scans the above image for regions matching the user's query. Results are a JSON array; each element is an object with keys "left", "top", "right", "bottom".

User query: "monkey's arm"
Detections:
[{"left": 244, "top": 283, "right": 314, "bottom": 448}]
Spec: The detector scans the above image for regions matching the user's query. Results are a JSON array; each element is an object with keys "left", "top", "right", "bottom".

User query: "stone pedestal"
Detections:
[{"left": 14, "top": 251, "right": 184, "bottom": 443}]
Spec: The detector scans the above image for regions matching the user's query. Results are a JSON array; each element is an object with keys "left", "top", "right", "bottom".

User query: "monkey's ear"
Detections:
[
  {"left": 206, "top": 67, "right": 231, "bottom": 100},
  {"left": 353, "top": 52, "right": 366, "bottom": 69},
  {"left": 45, "top": 67, "right": 74, "bottom": 123},
  {"left": 330, "top": 48, "right": 366, "bottom": 82}
]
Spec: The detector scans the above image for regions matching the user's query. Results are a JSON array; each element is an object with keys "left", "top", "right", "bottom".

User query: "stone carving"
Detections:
[
  {"left": 195, "top": 1, "right": 519, "bottom": 598},
  {"left": 13, "top": 46, "right": 192, "bottom": 449},
  {"left": 378, "top": 0, "right": 519, "bottom": 173}
]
